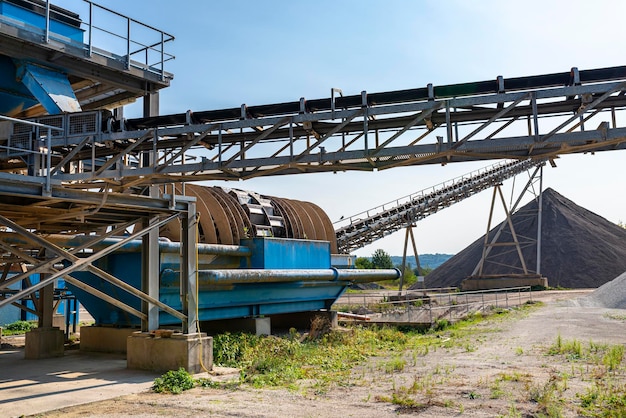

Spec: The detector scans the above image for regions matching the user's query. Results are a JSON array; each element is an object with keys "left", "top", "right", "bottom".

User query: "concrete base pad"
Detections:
[
  {"left": 25, "top": 327, "right": 64, "bottom": 359},
  {"left": 80, "top": 326, "right": 138, "bottom": 354},
  {"left": 461, "top": 276, "right": 549, "bottom": 291},
  {"left": 127, "top": 332, "right": 213, "bottom": 373}
]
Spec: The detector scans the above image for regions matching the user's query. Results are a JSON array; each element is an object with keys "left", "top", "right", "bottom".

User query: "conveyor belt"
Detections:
[
  {"left": 125, "top": 66, "right": 626, "bottom": 130},
  {"left": 334, "top": 158, "right": 544, "bottom": 253},
  {"left": 3, "top": 65, "right": 626, "bottom": 186}
]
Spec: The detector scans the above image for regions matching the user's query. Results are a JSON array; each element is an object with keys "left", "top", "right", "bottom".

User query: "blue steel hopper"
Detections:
[
  {"left": 66, "top": 237, "right": 399, "bottom": 328},
  {"left": 64, "top": 186, "right": 398, "bottom": 328}
]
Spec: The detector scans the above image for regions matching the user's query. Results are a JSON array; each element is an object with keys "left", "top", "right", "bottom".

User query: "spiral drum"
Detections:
[{"left": 161, "top": 185, "right": 338, "bottom": 254}]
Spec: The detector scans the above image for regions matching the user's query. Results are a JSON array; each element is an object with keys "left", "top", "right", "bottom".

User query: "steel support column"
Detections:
[
  {"left": 180, "top": 201, "right": 197, "bottom": 334},
  {"left": 141, "top": 187, "right": 161, "bottom": 332},
  {"left": 536, "top": 165, "right": 544, "bottom": 275}
]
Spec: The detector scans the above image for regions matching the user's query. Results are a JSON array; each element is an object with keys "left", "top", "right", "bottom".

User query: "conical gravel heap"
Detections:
[
  {"left": 412, "top": 188, "right": 626, "bottom": 289},
  {"left": 573, "top": 271, "right": 626, "bottom": 308}
]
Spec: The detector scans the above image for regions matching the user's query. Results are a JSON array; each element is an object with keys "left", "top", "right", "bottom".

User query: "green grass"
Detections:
[
  {"left": 577, "top": 381, "right": 626, "bottom": 417},
  {"left": 206, "top": 302, "right": 542, "bottom": 400},
  {"left": 544, "top": 336, "right": 626, "bottom": 417},
  {"left": 381, "top": 356, "right": 406, "bottom": 373},
  {"left": 152, "top": 368, "right": 195, "bottom": 394},
  {"left": 1, "top": 320, "right": 37, "bottom": 335}
]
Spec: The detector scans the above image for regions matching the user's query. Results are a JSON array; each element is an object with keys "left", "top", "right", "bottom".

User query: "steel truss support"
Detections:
[
  {"left": 9, "top": 65, "right": 626, "bottom": 187},
  {"left": 399, "top": 224, "right": 421, "bottom": 292},
  {"left": 474, "top": 185, "right": 528, "bottom": 277},
  {"left": 0, "top": 211, "right": 190, "bottom": 327},
  {"left": 470, "top": 165, "right": 544, "bottom": 277},
  {"left": 0, "top": 212, "right": 183, "bottom": 315}
]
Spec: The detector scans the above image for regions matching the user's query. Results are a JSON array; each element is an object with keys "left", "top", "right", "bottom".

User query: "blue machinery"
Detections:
[{"left": 1, "top": 1, "right": 626, "bottom": 336}]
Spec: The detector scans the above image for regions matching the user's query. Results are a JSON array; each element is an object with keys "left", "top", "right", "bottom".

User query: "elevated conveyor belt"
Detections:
[
  {"left": 334, "top": 158, "right": 544, "bottom": 253},
  {"left": 2, "top": 65, "right": 626, "bottom": 188}
]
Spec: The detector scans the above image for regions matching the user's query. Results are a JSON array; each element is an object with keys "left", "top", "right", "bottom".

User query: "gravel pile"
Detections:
[
  {"left": 572, "top": 271, "right": 626, "bottom": 308},
  {"left": 413, "top": 188, "right": 626, "bottom": 289}
]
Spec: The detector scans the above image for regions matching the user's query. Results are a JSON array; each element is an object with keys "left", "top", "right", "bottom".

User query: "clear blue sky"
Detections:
[{"left": 54, "top": 0, "right": 626, "bottom": 256}]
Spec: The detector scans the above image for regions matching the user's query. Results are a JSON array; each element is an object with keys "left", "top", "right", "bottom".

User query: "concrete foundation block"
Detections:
[
  {"left": 25, "top": 327, "right": 64, "bottom": 359},
  {"left": 461, "top": 277, "right": 548, "bottom": 291},
  {"left": 127, "top": 332, "right": 213, "bottom": 373},
  {"left": 80, "top": 326, "right": 138, "bottom": 353},
  {"left": 270, "top": 311, "right": 338, "bottom": 331},
  {"left": 52, "top": 314, "right": 65, "bottom": 332},
  {"left": 201, "top": 317, "right": 271, "bottom": 336}
]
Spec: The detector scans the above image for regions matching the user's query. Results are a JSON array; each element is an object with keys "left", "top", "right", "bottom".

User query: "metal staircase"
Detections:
[{"left": 334, "top": 158, "right": 544, "bottom": 253}]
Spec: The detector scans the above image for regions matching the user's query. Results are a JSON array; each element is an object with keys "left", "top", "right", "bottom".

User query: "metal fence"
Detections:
[{"left": 333, "top": 286, "right": 533, "bottom": 325}]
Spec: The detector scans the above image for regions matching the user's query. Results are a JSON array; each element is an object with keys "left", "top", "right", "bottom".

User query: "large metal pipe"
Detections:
[
  {"left": 163, "top": 268, "right": 401, "bottom": 285},
  {"left": 0, "top": 233, "right": 251, "bottom": 257}
]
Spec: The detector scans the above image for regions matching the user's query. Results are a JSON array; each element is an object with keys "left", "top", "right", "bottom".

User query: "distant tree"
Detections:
[
  {"left": 355, "top": 257, "right": 373, "bottom": 269},
  {"left": 401, "top": 268, "right": 417, "bottom": 287},
  {"left": 371, "top": 249, "right": 393, "bottom": 269},
  {"left": 619, "top": 220, "right": 626, "bottom": 229}
]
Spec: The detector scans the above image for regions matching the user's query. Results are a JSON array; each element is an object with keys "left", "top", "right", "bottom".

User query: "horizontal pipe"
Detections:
[
  {"left": 0, "top": 233, "right": 251, "bottom": 257},
  {"left": 185, "top": 268, "right": 401, "bottom": 285}
]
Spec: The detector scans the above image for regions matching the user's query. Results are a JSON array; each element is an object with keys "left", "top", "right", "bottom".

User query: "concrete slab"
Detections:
[{"left": 0, "top": 347, "right": 159, "bottom": 417}]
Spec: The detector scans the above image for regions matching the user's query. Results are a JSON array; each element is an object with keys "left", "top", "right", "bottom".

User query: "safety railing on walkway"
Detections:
[
  {"left": 0, "top": 0, "right": 174, "bottom": 80},
  {"left": 0, "top": 114, "right": 63, "bottom": 195}
]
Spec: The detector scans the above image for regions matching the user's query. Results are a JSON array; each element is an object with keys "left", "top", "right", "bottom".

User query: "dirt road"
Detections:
[{"left": 30, "top": 291, "right": 626, "bottom": 417}]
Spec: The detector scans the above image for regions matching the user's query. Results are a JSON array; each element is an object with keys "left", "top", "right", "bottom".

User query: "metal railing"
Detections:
[
  {"left": 0, "top": 114, "right": 63, "bottom": 195},
  {"left": 0, "top": 0, "right": 174, "bottom": 80},
  {"left": 334, "top": 158, "right": 542, "bottom": 253},
  {"left": 333, "top": 286, "right": 533, "bottom": 325},
  {"left": 82, "top": 0, "right": 174, "bottom": 80},
  {"left": 334, "top": 159, "right": 521, "bottom": 229}
]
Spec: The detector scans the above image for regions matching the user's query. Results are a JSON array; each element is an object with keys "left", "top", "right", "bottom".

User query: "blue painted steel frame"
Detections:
[{"left": 66, "top": 238, "right": 346, "bottom": 328}]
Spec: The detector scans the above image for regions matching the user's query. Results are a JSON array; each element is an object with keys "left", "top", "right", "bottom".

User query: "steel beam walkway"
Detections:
[
  {"left": 1, "top": 65, "right": 625, "bottom": 189},
  {"left": 334, "top": 158, "right": 543, "bottom": 253}
]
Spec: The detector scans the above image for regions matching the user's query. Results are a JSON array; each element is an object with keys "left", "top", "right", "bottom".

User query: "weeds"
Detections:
[
  {"left": 603, "top": 312, "right": 626, "bottom": 321},
  {"left": 2, "top": 320, "right": 37, "bottom": 335},
  {"left": 543, "top": 336, "right": 626, "bottom": 417},
  {"left": 577, "top": 381, "right": 626, "bottom": 417},
  {"left": 548, "top": 335, "right": 583, "bottom": 360},
  {"left": 381, "top": 357, "right": 406, "bottom": 373},
  {"left": 528, "top": 377, "right": 563, "bottom": 417},
  {"left": 152, "top": 368, "right": 195, "bottom": 394},
  {"left": 602, "top": 344, "right": 624, "bottom": 372},
  {"left": 203, "top": 302, "right": 537, "bottom": 399}
]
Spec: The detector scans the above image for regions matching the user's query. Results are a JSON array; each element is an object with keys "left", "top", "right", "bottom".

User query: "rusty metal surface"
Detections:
[{"left": 158, "top": 185, "right": 337, "bottom": 251}]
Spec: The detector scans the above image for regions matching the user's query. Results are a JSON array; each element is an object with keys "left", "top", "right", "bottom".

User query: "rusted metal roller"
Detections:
[
  {"left": 300, "top": 201, "right": 338, "bottom": 254},
  {"left": 270, "top": 196, "right": 301, "bottom": 239},
  {"left": 207, "top": 187, "right": 252, "bottom": 243},
  {"left": 160, "top": 185, "right": 337, "bottom": 252},
  {"left": 159, "top": 184, "right": 218, "bottom": 244},
  {"left": 185, "top": 185, "right": 218, "bottom": 244},
  {"left": 283, "top": 198, "right": 320, "bottom": 242}
]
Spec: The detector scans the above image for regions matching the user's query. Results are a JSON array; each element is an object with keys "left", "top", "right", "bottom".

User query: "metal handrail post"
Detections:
[
  {"left": 126, "top": 17, "right": 131, "bottom": 70},
  {"left": 44, "top": 0, "right": 50, "bottom": 43},
  {"left": 88, "top": 1, "right": 93, "bottom": 56},
  {"left": 160, "top": 31, "right": 164, "bottom": 81},
  {"left": 45, "top": 127, "right": 52, "bottom": 195}
]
